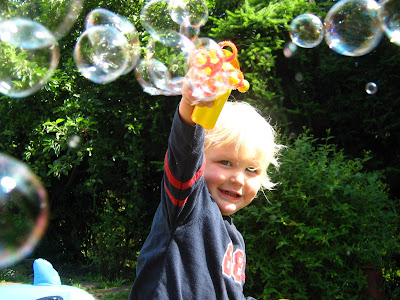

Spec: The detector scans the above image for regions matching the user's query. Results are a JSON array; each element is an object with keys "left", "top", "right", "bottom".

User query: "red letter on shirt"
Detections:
[
  {"left": 232, "top": 249, "right": 244, "bottom": 283},
  {"left": 222, "top": 243, "right": 233, "bottom": 277},
  {"left": 222, "top": 243, "right": 246, "bottom": 283}
]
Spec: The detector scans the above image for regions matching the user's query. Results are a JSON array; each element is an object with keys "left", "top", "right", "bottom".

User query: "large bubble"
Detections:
[
  {"left": 135, "top": 59, "right": 178, "bottom": 96},
  {"left": 85, "top": 8, "right": 141, "bottom": 74},
  {"left": 378, "top": 0, "right": 400, "bottom": 46},
  {"left": 0, "top": 0, "right": 83, "bottom": 97},
  {"left": 169, "top": 0, "right": 208, "bottom": 28},
  {"left": 0, "top": 154, "right": 49, "bottom": 269},
  {"left": 135, "top": 32, "right": 193, "bottom": 95},
  {"left": 0, "top": 19, "right": 59, "bottom": 98},
  {"left": 140, "top": 0, "right": 207, "bottom": 42},
  {"left": 141, "top": 0, "right": 182, "bottom": 43},
  {"left": 324, "top": 0, "right": 383, "bottom": 56},
  {"left": 74, "top": 25, "right": 130, "bottom": 84},
  {"left": 0, "top": 0, "right": 83, "bottom": 40},
  {"left": 290, "top": 14, "right": 324, "bottom": 48}
]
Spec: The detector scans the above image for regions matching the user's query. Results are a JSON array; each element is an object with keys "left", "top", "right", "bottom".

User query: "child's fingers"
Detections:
[
  {"left": 194, "top": 100, "right": 213, "bottom": 107},
  {"left": 182, "top": 76, "right": 214, "bottom": 107},
  {"left": 181, "top": 80, "right": 197, "bottom": 105}
]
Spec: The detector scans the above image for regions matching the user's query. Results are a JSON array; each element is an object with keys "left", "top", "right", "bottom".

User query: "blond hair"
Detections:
[{"left": 204, "top": 101, "right": 281, "bottom": 190}]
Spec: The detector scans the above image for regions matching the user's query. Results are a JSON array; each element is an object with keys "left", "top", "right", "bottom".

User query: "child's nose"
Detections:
[{"left": 230, "top": 171, "right": 245, "bottom": 186}]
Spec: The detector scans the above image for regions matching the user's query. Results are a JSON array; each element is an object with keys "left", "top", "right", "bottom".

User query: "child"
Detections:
[{"left": 129, "top": 81, "right": 282, "bottom": 299}]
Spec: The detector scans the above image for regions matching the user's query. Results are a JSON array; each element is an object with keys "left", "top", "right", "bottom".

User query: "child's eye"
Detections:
[
  {"left": 246, "top": 166, "right": 259, "bottom": 173},
  {"left": 220, "top": 160, "right": 231, "bottom": 166}
]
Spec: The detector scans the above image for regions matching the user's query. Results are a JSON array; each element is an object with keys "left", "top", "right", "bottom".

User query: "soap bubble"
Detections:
[
  {"left": 85, "top": 8, "right": 141, "bottom": 74},
  {"left": 179, "top": 20, "right": 201, "bottom": 41},
  {"left": 0, "top": 154, "right": 49, "bottom": 269},
  {"left": 378, "top": 0, "right": 400, "bottom": 45},
  {"left": 141, "top": 0, "right": 208, "bottom": 44},
  {"left": 0, "top": 0, "right": 83, "bottom": 40},
  {"left": 283, "top": 41, "right": 298, "bottom": 58},
  {"left": 365, "top": 81, "right": 378, "bottom": 94},
  {"left": 138, "top": 0, "right": 212, "bottom": 96},
  {"left": 74, "top": 8, "right": 141, "bottom": 83},
  {"left": 74, "top": 25, "right": 130, "bottom": 84},
  {"left": 146, "top": 58, "right": 173, "bottom": 92},
  {"left": 169, "top": 0, "right": 208, "bottom": 28},
  {"left": 141, "top": 0, "right": 182, "bottom": 43},
  {"left": 0, "top": 19, "right": 59, "bottom": 98},
  {"left": 324, "top": 0, "right": 383, "bottom": 56},
  {"left": 135, "top": 59, "right": 178, "bottom": 95},
  {"left": 68, "top": 135, "right": 81, "bottom": 149},
  {"left": 137, "top": 33, "right": 193, "bottom": 95},
  {"left": 295, "top": 72, "right": 304, "bottom": 82},
  {"left": 290, "top": 14, "right": 324, "bottom": 48}
]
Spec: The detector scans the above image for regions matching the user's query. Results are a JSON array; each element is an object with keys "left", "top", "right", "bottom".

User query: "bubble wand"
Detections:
[{"left": 188, "top": 41, "right": 250, "bottom": 129}]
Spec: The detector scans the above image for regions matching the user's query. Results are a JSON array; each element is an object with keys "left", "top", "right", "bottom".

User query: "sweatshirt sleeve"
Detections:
[{"left": 161, "top": 106, "right": 206, "bottom": 228}]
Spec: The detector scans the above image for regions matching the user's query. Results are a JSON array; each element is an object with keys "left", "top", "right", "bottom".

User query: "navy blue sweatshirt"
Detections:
[{"left": 129, "top": 108, "right": 248, "bottom": 300}]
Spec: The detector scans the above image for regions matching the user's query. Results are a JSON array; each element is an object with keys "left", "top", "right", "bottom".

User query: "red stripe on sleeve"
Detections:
[
  {"left": 164, "top": 181, "right": 188, "bottom": 207},
  {"left": 164, "top": 150, "right": 205, "bottom": 191}
]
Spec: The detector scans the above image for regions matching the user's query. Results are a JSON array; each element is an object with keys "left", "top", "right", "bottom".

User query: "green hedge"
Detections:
[{"left": 235, "top": 130, "right": 399, "bottom": 299}]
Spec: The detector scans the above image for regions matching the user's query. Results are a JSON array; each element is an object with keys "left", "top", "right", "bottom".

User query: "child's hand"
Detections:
[{"left": 182, "top": 71, "right": 214, "bottom": 108}]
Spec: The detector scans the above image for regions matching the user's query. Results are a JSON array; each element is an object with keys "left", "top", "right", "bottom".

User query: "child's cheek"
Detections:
[{"left": 205, "top": 164, "right": 225, "bottom": 186}]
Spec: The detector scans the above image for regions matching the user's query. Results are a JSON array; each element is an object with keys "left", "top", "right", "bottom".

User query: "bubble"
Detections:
[
  {"left": 169, "top": 0, "right": 208, "bottom": 28},
  {"left": 68, "top": 135, "right": 81, "bottom": 149},
  {"left": 295, "top": 72, "right": 304, "bottom": 82},
  {"left": 134, "top": 59, "right": 178, "bottom": 96},
  {"left": 74, "top": 25, "right": 130, "bottom": 84},
  {"left": 141, "top": 0, "right": 182, "bottom": 44},
  {"left": 0, "top": 0, "right": 83, "bottom": 40},
  {"left": 0, "top": 19, "right": 59, "bottom": 98},
  {"left": 365, "top": 81, "right": 378, "bottom": 94},
  {"left": 85, "top": 8, "right": 141, "bottom": 74},
  {"left": 290, "top": 14, "right": 324, "bottom": 48},
  {"left": 139, "top": 34, "right": 193, "bottom": 95},
  {"left": 324, "top": 0, "right": 383, "bottom": 56},
  {"left": 149, "top": 60, "right": 173, "bottom": 92},
  {"left": 378, "top": 0, "right": 400, "bottom": 45},
  {"left": 283, "top": 41, "right": 298, "bottom": 58},
  {"left": 179, "top": 20, "right": 201, "bottom": 41},
  {"left": 138, "top": 0, "right": 211, "bottom": 96},
  {"left": 141, "top": 0, "right": 208, "bottom": 44},
  {"left": 0, "top": 154, "right": 49, "bottom": 269},
  {"left": 269, "top": 215, "right": 277, "bottom": 221}
]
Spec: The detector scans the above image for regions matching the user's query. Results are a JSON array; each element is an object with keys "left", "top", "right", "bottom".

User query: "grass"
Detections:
[
  {"left": 104, "top": 291, "right": 131, "bottom": 300},
  {"left": 0, "top": 264, "right": 33, "bottom": 284}
]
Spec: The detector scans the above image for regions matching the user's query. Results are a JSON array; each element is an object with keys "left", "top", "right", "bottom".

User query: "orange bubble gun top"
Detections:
[{"left": 189, "top": 41, "right": 250, "bottom": 129}]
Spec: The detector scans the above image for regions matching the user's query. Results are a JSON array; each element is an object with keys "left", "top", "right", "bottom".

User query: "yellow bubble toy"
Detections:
[{"left": 189, "top": 41, "right": 250, "bottom": 129}]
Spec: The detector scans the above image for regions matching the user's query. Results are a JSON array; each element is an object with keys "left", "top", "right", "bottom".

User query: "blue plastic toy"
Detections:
[{"left": 0, "top": 259, "right": 95, "bottom": 300}]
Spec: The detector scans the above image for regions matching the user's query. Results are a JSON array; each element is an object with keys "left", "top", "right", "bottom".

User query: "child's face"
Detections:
[{"left": 204, "top": 143, "right": 262, "bottom": 216}]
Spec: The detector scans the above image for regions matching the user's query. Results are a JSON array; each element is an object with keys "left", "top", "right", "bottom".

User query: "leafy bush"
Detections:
[
  {"left": 209, "top": 0, "right": 326, "bottom": 125},
  {"left": 235, "top": 130, "right": 399, "bottom": 299}
]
